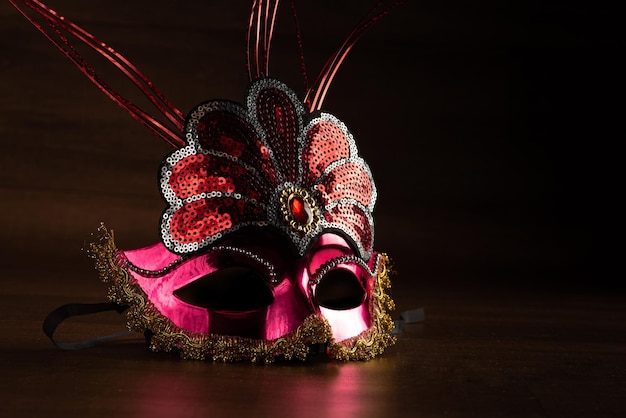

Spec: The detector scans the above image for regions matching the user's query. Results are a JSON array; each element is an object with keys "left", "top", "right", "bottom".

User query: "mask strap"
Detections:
[
  {"left": 391, "top": 307, "right": 425, "bottom": 335},
  {"left": 42, "top": 302, "right": 132, "bottom": 350}
]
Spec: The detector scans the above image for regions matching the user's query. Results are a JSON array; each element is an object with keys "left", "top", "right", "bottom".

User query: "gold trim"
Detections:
[
  {"left": 326, "top": 253, "right": 397, "bottom": 361},
  {"left": 87, "top": 223, "right": 396, "bottom": 362}
]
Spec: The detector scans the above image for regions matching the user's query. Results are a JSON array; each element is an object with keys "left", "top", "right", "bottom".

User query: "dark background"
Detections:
[
  {"left": 0, "top": 0, "right": 622, "bottom": 302},
  {"left": 1, "top": 2, "right": 624, "bottom": 417}
]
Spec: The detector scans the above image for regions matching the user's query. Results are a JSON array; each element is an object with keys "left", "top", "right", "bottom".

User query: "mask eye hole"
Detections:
[
  {"left": 314, "top": 268, "right": 365, "bottom": 310},
  {"left": 174, "top": 266, "right": 273, "bottom": 311}
]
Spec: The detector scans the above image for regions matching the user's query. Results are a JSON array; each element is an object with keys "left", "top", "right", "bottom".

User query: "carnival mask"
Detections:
[{"left": 12, "top": 0, "right": 402, "bottom": 362}]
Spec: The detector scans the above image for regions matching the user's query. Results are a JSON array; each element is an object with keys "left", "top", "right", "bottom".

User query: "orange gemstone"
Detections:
[{"left": 289, "top": 194, "right": 312, "bottom": 225}]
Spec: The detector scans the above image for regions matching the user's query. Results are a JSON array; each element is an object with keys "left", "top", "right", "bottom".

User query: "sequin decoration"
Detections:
[
  {"left": 160, "top": 78, "right": 376, "bottom": 260},
  {"left": 302, "top": 120, "right": 353, "bottom": 186}
]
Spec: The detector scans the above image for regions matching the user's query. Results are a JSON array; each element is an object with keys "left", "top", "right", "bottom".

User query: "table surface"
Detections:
[
  {"left": 1, "top": 263, "right": 625, "bottom": 418},
  {"left": 1, "top": 1, "right": 622, "bottom": 417}
]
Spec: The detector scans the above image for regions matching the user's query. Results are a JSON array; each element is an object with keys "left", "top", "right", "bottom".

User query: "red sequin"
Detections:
[
  {"left": 256, "top": 88, "right": 299, "bottom": 182},
  {"left": 303, "top": 120, "right": 350, "bottom": 187},
  {"left": 160, "top": 78, "right": 376, "bottom": 258},
  {"left": 324, "top": 204, "right": 373, "bottom": 254},
  {"left": 319, "top": 161, "right": 372, "bottom": 207}
]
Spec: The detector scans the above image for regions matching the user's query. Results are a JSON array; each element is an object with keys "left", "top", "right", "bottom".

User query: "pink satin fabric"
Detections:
[{"left": 122, "top": 233, "right": 373, "bottom": 342}]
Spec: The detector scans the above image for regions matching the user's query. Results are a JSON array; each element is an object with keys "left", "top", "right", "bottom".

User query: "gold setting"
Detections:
[
  {"left": 87, "top": 223, "right": 396, "bottom": 362},
  {"left": 278, "top": 186, "right": 320, "bottom": 234}
]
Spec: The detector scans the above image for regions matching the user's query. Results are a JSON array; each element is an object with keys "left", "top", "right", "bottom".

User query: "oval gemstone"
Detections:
[{"left": 289, "top": 194, "right": 312, "bottom": 225}]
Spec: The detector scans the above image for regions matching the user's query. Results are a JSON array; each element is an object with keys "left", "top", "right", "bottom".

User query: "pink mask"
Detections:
[{"left": 15, "top": 0, "right": 402, "bottom": 362}]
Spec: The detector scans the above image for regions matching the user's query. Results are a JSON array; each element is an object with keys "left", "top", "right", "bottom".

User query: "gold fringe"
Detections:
[{"left": 87, "top": 223, "right": 396, "bottom": 362}]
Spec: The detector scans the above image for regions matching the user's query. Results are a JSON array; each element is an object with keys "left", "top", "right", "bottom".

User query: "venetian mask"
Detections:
[{"left": 13, "top": 0, "right": 402, "bottom": 362}]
